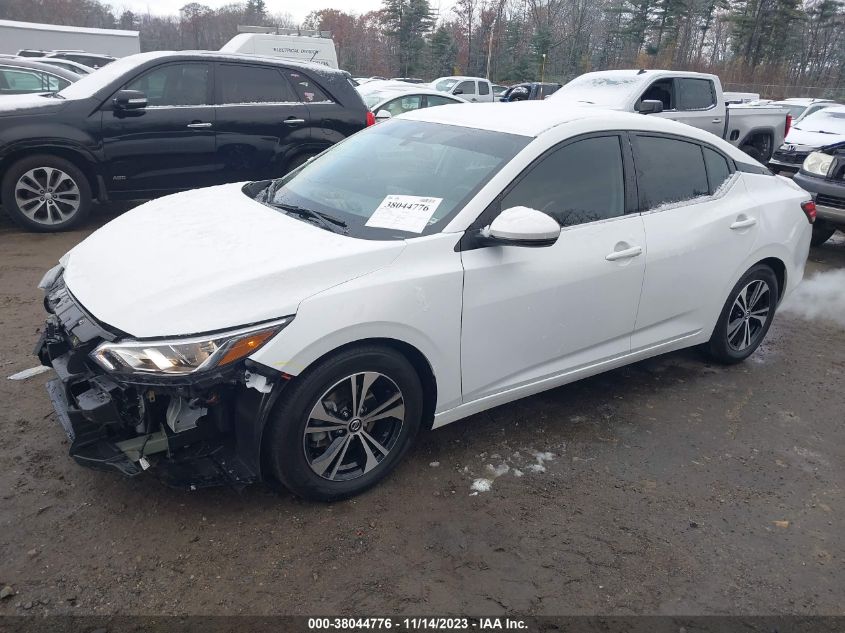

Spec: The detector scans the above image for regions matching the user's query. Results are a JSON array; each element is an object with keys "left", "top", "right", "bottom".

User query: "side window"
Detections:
[
  {"left": 703, "top": 147, "right": 731, "bottom": 193},
  {"left": 45, "top": 75, "right": 69, "bottom": 91},
  {"left": 382, "top": 95, "right": 423, "bottom": 116},
  {"left": 639, "top": 78, "right": 675, "bottom": 111},
  {"left": 500, "top": 136, "right": 625, "bottom": 228},
  {"left": 125, "top": 63, "right": 209, "bottom": 106},
  {"left": 634, "top": 136, "right": 709, "bottom": 210},
  {"left": 0, "top": 68, "right": 45, "bottom": 93},
  {"left": 283, "top": 70, "right": 332, "bottom": 103},
  {"left": 456, "top": 80, "right": 475, "bottom": 95},
  {"left": 217, "top": 64, "right": 297, "bottom": 104},
  {"left": 478, "top": 81, "right": 490, "bottom": 95},
  {"left": 426, "top": 94, "right": 459, "bottom": 108},
  {"left": 677, "top": 78, "right": 715, "bottom": 110}
]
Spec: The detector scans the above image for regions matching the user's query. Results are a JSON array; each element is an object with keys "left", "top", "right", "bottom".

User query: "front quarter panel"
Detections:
[{"left": 249, "top": 233, "right": 465, "bottom": 414}]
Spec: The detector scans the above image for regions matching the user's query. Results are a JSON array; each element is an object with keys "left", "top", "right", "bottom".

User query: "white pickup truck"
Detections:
[{"left": 549, "top": 69, "right": 790, "bottom": 163}]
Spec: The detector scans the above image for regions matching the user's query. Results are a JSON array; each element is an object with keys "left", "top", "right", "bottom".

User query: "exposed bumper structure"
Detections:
[
  {"left": 793, "top": 171, "right": 845, "bottom": 225},
  {"left": 36, "top": 277, "right": 284, "bottom": 489}
]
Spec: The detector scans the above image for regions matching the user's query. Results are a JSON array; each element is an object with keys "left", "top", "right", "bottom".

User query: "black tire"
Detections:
[
  {"left": 284, "top": 152, "right": 317, "bottom": 174},
  {"left": 265, "top": 344, "right": 423, "bottom": 501},
  {"left": 707, "top": 264, "right": 779, "bottom": 364},
  {"left": 1, "top": 154, "right": 92, "bottom": 232},
  {"left": 811, "top": 222, "right": 836, "bottom": 247},
  {"left": 740, "top": 144, "right": 764, "bottom": 163}
]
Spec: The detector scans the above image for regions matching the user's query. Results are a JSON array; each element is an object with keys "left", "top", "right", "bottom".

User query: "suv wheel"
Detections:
[
  {"left": 265, "top": 345, "right": 423, "bottom": 501},
  {"left": 1, "top": 155, "right": 92, "bottom": 232},
  {"left": 707, "top": 264, "right": 778, "bottom": 364}
]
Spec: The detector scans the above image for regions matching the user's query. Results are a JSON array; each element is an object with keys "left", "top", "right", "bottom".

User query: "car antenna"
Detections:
[{"left": 637, "top": 69, "right": 647, "bottom": 75}]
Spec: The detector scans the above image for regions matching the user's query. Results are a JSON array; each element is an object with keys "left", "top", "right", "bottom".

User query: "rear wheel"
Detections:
[
  {"left": 265, "top": 345, "right": 423, "bottom": 501},
  {"left": 1, "top": 154, "right": 92, "bottom": 232},
  {"left": 707, "top": 264, "right": 778, "bottom": 364},
  {"left": 811, "top": 222, "right": 836, "bottom": 246}
]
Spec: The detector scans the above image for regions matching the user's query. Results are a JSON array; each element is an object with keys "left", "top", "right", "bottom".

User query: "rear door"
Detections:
[
  {"left": 477, "top": 79, "right": 492, "bottom": 102},
  {"left": 631, "top": 133, "right": 756, "bottom": 350},
  {"left": 213, "top": 62, "right": 310, "bottom": 181},
  {"left": 101, "top": 61, "right": 219, "bottom": 195}
]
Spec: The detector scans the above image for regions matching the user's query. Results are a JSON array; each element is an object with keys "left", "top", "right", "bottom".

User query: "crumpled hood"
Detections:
[
  {"left": 783, "top": 126, "right": 845, "bottom": 150},
  {"left": 63, "top": 183, "right": 405, "bottom": 337},
  {"left": 0, "top": 94, "right": 66, "bottom": 117}
]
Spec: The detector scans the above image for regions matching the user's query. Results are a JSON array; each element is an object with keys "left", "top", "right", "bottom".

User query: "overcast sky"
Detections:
[{"left": 110, "top": 0, "right": 452, "bottom": 24}]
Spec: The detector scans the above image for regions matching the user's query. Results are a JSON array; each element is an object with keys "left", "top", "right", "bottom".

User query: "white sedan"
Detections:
[
  {"left": 37, "top": 102, "right": 813, "bottom": 500},
  {"left": 357, "top": 82, "right": 465, "bottom": 122}
]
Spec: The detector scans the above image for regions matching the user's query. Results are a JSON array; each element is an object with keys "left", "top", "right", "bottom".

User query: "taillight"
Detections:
[
  {"left": 785, "top": 114, "right": 792, "bottom": 138},
  {"left": 366, "top": 111, "right": 375, "bottom": 127},
  {"left": 801, "top": 200, "right": 816, "bottom": 224}
]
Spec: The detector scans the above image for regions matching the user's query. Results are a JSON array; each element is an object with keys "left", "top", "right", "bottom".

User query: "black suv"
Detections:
[
  {"left": 793, "top": 140, "right": 845, "bottom": 246},
  {"left": 0, "top": 51, "right": 371, "bottom": 231}
]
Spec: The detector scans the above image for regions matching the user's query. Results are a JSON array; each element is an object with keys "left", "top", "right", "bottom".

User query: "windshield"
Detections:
[
  {"left": 259, "top": 119, "right": 529, "bottom": 239},
  {"left": 795, "top": 108, "right": 845, "bottom": 134},
  {"left": 434, "top": 78, "right": 459, "bottom": 92},
  {"left": 551, "top": 73, "right": 642, "bottom": 106}
]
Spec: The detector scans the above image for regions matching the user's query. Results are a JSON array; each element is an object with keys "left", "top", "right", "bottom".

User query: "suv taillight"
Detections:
[
  {"left": 801, "top": 200, "right": 816, "bottom": 224},
  {"left": 366, "top": 111, "right": 375, "bottom": 127},
  {"left": 785, "top": 114, "right": 792, "bottom": 138}
]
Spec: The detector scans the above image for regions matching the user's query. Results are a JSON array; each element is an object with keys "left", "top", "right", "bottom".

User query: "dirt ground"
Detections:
[{"left": 0, "top": 203, "right": 843, "bottom": 617}]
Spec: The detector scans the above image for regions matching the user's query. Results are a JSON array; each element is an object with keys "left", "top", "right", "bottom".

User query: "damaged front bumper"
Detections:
[{"left": 35, "top": 277, "right": 285, "bottom": 489}]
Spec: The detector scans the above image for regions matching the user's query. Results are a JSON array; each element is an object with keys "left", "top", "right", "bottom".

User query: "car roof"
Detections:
[
  {"left": 113, "top": 50, "right": 347, "bottom": 76},
  {"left": 401, "top": 100, "right": 745, "bottom": 145},
  {"left": 782, "top": 97, "right": 833, "bottom": 104},
  {"left": 0, "top": 58, "right": 79, "bottom": 80}
]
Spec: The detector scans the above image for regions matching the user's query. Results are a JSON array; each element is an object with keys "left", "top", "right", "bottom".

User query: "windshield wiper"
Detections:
[{"left": 268, "top": 202, "right": 348, "bottom": 234}]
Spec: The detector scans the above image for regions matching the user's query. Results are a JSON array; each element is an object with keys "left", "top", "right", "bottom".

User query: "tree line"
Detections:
[{"left": 1, "top": 0, "right": 842, "bottom": 97}]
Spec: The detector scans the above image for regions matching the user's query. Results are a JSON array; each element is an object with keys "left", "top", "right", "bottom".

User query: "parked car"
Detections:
[
  {"left": 46, "top": 51, "right": 116, "bottom": 69},
  {"left": 0, "top": 58, "right": 78, "bottom": 95},
  {"left": 431, "top": 75, "right": 495, "bottom": 102},
  {"left": 392, "top": 77, "right": 426, "bottom": 84},
  {"left": 500, "top": 82, "right": 562, "bottom": 102},
  {"left": 793, "top": 138, "right": 845, "bottom": 246},
  {"left": 550, "top": 70, "right": 792, "bottom": 162},
  {"left": 31, "top": 57, "right": 95, "bottom": 76},
  {"left": 773, "top": 98, "right": 837, "bottom": 124},
  {"left": 0, "top": 51, "right": 371, "bottom": 232},
  {"left": 358, "top": 83, "right": 465, "bottom": 122},
  {"left": 770, "top": 105, "right": 845, "bottom": 174},
  {"left": 35, "top": 102, "right": 812, "bottom": 500}
]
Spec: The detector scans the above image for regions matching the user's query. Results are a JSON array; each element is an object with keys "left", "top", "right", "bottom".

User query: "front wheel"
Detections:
[
  {"left": 707, "top": 264, "right": 779, "bottom": 364},
  {"left": 811, "top": 222, "right": 837, "bottom": 247},
  {"left": 265, "top": 345, "right": 423, "bottom": 501},
  {"left": 1, "top": 155, "right": 92, "bottom": 232}
]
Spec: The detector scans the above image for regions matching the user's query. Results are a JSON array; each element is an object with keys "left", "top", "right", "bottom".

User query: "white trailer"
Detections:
[{"left": 0, "top": 19, "right": 140, "bottom": 57}]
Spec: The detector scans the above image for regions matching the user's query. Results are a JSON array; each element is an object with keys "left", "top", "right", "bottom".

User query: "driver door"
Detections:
[{"left": 460, "top": 134, "right": 647, "bottom": 402}]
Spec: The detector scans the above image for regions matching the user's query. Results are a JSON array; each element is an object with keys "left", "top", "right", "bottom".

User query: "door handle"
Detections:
[
  {"left": 187, "top": 122, "right": 212, "bottom": 128},
  {"left": 605, "top": 245, "right": 643, "bottom": 261},
  {"left": 712, "top": 118, "right": 722, "bottom": 123},
  {"left": 284, "top": 118, "right": 306, "bottom": 125},
  {"left": 730, "top": 216, "right": 757, "bottom": 230}
]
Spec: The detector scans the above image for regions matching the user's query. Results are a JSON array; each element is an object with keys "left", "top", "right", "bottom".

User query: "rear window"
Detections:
[
  {"left": 703, "top": 147, "right": 731, "bottom": 193},
  {"left": 284, "top": 70, "right": 332, "bottom": 103},
  {"left": 217, "top": 64, "right": 297, "bottom": 104},
  {"left": 634, "top": 136, "right": 709, "bottom": 210},
  {"left": 478, "top": 81, "right": 490, "bottom": 95}
]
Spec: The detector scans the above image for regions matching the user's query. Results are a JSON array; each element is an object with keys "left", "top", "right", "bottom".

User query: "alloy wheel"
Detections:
[
  {"left": 727, "top": 279, "right": 771, "bottom": 352},
  {"left": 14, "top": 167, "right": 81, "bottom": 226},
  {"left": 303, "top": 372, "right": 405, "bottom": 482}
]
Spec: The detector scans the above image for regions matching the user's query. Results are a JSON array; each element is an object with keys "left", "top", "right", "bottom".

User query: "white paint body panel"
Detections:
[{"left": 58, "top": 102, "right": 812, "bottom": 432}]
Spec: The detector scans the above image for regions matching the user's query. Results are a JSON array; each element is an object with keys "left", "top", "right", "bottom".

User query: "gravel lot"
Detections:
[{"left": 0, "top": 203, "right": 843, "bottom": 616}]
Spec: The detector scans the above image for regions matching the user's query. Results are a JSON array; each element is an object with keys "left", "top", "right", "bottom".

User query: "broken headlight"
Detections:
[{"left": 90, "top": 318, "right": 291, "bottom": 376}]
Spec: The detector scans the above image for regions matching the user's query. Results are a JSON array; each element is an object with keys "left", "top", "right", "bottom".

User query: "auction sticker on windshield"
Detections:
[{"left": 365, "top": 195, "right": 443, "bottom": 233}]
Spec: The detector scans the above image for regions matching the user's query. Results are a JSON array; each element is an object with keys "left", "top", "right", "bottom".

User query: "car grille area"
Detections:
[
  {"left": 816, "top": 194, "right": 845, "bottom": 210},
  {"left": 772, "top": 149, "right": 809, "bottom": 166}
]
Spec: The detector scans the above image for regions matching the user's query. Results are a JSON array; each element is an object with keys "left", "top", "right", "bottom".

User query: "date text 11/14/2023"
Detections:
[{"left": 307, "top": 618, "right": 529, "bottom": 630}]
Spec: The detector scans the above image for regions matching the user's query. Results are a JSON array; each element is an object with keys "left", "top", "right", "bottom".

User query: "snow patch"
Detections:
[
  {"left": 8, "top": 366, "right": 51, "bottom": 380},
  {"left": 471, "top": 479, "right": 492, "bottom": 493},
  {"left": 429, "top": 461, "right": 440, "bottom": 467}
]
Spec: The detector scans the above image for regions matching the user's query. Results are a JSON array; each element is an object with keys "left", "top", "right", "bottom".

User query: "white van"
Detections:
[{"left": 221, "top": 33, "right": 339, "bottom": 69}]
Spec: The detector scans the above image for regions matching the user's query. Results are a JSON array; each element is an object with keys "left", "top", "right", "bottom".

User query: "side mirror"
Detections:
[
  {"left": 453, "top": 88, "right": 463, "bottom": 95},
  {"left": 113, "top": 89, "right": 147, "bottom": 110},
  {"left": 375, "top": 109, "right": 392, "bottom": 121},
  {"left": 483, "top": 206, "right": 560, "bottom": 247},
  {"left": 637, "top": 99, "right": 663, "bottom": 114}
]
